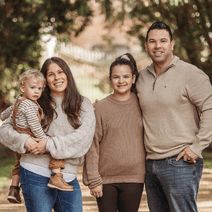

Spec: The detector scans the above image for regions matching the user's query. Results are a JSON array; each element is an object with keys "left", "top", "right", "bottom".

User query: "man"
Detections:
[{"left": 136, "top": 21, "right": 212, "bottom": 212}]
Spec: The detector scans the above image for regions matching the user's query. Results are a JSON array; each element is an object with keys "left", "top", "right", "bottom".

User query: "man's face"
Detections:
[{"left": 145, "top": 29, "right": 174, "bottom": 65}]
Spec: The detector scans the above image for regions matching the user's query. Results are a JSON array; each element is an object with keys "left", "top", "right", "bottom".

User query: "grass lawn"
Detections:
[
  {"left": 0, "top": 146, "right": 15, "bottom": 189},
  {"left": 203, "top": 151, "right": 212, "bottom": 169}
]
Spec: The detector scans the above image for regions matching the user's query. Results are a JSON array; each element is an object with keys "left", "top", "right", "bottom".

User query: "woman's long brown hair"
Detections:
[{"left": 38, "top": 57, "right": 83, "bottom": 131}]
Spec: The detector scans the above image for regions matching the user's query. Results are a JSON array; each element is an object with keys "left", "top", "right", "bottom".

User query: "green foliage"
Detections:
[
  {"left": 99, "top": 0, "right": 212, "bottom": 80},
  {"left": 203, "top": 151, "right": 212, "bottom": 169},
  {"left": 0, "top": 145, "right": 15, "bottom": 189},
  {"left": 0, "top": 157, "right": 14, "bottom": 178},
  {"left": 0, "top": 146, "right": 15, "bottom": 178},
  {"left": 0, "top": 0, "right": 93, "bottom": 108}
]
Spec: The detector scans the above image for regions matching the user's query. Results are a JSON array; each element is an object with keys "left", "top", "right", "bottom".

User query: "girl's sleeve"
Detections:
[
  {"left": 46, "top": 98, "right": 96, "bottom": 159},
  {"left": 82, "top": 104, "right": 103, "bottom": 188}
]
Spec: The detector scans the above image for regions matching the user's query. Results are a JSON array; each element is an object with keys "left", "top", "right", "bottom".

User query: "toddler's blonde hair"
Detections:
[{"left": 19, "top": 69, "right": 46, "bottom": 87}]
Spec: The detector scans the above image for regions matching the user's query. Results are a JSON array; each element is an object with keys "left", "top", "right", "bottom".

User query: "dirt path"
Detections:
[{"left": 0, "top": 168, "right": 212, "bottom": 212}]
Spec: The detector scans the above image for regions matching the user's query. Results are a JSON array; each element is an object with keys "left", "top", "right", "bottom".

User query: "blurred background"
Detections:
[
  {"left": 0, "top": 0, "right": 211, "bottom": 211},
  {"left": 0, "top": 0, "right": 211, "bottom": 106}
]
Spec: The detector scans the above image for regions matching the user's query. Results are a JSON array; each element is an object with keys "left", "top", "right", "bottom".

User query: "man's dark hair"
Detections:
[{"left": 145, "top": 21, "right": 173, "bottom": 41}]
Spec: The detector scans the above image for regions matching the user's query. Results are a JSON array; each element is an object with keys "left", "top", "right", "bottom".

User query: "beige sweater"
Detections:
[
  {"left": 83, "top": 93, "right": 145, "bottom": 189},
  {"left": 136, "top": 56, "right": 212, "bottom": 159}
]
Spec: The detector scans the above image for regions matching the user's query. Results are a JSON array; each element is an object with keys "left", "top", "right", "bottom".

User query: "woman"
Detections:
[
  {"left": 0, "top": 57, "right": 95, "bottom": 212},
  {"left": 83, "top": 53, "right": 145, "bottom": 212}
]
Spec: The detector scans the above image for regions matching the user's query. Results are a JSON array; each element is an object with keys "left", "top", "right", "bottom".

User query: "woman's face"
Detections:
[
  {"left": 110, "top": 64, "right": 135, "bottom": 96},
  {"left": 46, "top": 63, "right": 68, "bottom": 97}
]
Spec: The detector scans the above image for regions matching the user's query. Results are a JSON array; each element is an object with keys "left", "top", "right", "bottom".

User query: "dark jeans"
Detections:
[
  {"left": 145, "top": 156, "right": 203, "bottom": 212},
  {"left": 97, "top": 183, "right": 144, "bottom": 212},
  {"left": 20, "top": 166, "right": 82, "bottom": 212}
]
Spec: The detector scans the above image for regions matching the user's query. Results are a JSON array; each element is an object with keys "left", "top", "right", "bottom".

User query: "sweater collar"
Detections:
[
  {"left": 107, "top": 93, "right": 136, "bottom": 105},
  {"left": 51, "top": 95, "right": 63, "bottom": 106},
  {"left": 147, "top": 55, "right": 179, "bottom": 76}
]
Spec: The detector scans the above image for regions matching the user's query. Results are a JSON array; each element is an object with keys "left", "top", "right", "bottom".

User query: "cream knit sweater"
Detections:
[{"left": 0, "top": 96, "right": 96, "bottom": 180}]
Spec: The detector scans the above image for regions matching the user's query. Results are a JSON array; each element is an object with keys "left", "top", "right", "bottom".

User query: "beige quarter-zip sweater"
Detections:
[
  {"left": 136, "top": 56, "right": 212, "bottom": 159},
  {"left": 83, "top": 93, "right": 145, "bottom": 189}
]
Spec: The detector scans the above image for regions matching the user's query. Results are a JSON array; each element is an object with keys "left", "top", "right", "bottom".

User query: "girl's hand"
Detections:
[{"left": 90, "top": 185, "right": 103, "bottom": 198}]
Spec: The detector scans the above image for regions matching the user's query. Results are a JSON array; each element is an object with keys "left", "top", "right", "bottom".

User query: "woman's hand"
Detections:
[
  {"left": 24, "top": 137, "right": 38, "bottom": 152},
  {"left": 90, "top": 185, "right": 103, "bottom": 198},
  {"left": 30, "top": 138, "right": 47, "bottom": 155}
]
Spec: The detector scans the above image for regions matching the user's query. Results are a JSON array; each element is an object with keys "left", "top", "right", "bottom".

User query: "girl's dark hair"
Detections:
[
  {"left": 38, "top": 57, "right": 83, "bottom": 130},
  {"left": 109, "top": 53, "right": 139, "bottom": 93},
  {"left": 146, "top": 21, "right": 173, "bottom": 41}
]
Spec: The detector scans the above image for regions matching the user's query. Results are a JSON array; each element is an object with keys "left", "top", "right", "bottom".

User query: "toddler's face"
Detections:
[{"left": 21, "top": 77, "right": 44, "bottom": 101}]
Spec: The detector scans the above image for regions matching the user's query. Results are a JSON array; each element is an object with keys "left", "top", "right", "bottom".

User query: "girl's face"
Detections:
[
  {"left": 20, "top": 77, "right": 44, "bottom": 101},
  {"left": 110, "top": 64, "right": 135, "bottom": 96},
  {"left": 46, "top": 63, "right": 68, "bottom": 97}
]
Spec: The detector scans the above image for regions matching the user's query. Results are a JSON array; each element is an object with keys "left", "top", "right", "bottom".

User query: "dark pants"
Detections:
[
  {"left": 145, "top": 156, "right": 203, "bottom": 212},
  {"left": 97, "top": 183, "right": 144, "bottom": 212}
]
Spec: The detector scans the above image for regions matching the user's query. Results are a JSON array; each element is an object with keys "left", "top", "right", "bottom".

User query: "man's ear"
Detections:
[
  {"left": 171, "top": 40, "right": 175, "bottom": 51},
  {"left": 145, "top": 42, "right": 147, "bottom": 52}
]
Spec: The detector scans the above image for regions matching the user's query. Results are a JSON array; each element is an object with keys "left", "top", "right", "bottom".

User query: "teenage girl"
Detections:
[{"left": 83, "top": 53, "right": 145, "bottom": 212}]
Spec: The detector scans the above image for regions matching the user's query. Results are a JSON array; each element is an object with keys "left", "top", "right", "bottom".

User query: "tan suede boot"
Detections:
[
  {"left": 7, "top": 186, "right": 21, "bottom": 203},
  {"left": 47, "top": 173, "right": 74, "bottom": 191}
]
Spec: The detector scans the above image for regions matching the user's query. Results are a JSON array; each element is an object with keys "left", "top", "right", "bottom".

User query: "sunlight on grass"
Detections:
[{"left": 0, "top": 177, "right": 8, "bottom": 189}]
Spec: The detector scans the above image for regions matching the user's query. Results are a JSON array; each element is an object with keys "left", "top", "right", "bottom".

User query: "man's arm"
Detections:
[{"left": 187, "top": 68, "right": 212, "bottom": 157}]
